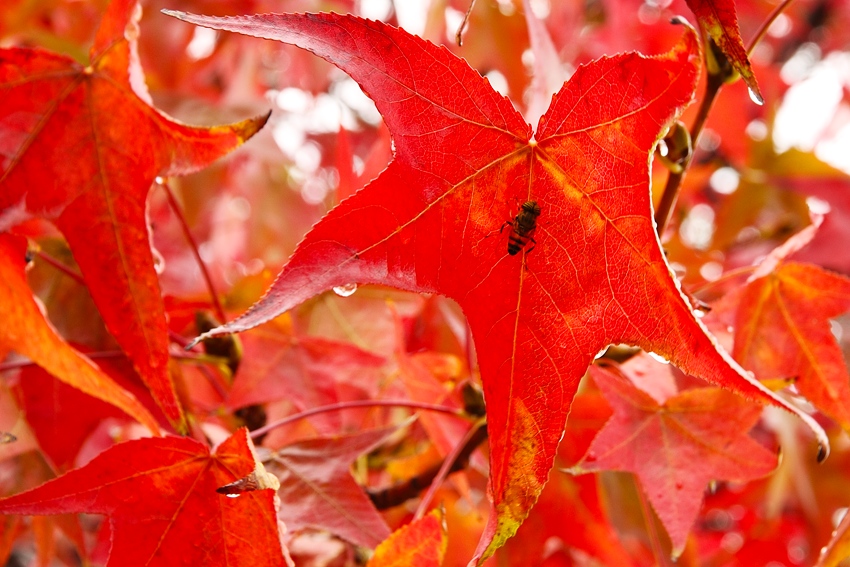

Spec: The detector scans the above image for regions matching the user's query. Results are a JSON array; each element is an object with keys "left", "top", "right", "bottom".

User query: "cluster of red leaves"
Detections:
[{"left": 2, "top": 0, "right": 850, "bottom": 565}]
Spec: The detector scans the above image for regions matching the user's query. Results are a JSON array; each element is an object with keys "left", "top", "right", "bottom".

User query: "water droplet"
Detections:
[
  {"left": 748, "top": 86, "right": 764, "bottom": 106},
  {"left": 332, "top": 283, "right": 358, "bottom": 297},
  {"left": 226, "top": 493, "right": 240, "bottom": 499},
  {"left": 648, "top": 351, "right": 670, "bottom": 365},
  {"left": 584, "top": 451, "right": 597, "bottom": 463}
]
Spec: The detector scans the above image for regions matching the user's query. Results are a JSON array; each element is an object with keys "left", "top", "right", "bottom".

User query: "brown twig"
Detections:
[
  {"left": 654, "top": 49, "right": 727, "bottom": 235},
  {"left": 455, "top": 0, "right": 476, "bottom": 45}
]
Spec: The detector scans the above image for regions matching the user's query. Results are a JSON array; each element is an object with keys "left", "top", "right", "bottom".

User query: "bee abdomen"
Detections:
[{"left": 507, "top": 235, "right": 524, "bottom": 255}]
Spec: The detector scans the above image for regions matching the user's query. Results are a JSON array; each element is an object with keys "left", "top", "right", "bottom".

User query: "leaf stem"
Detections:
[
  {"left": 35, "top": 250, "right": 85, "bottom": 285},
  {"left": 249, "top": 400, "right": 470, "bottom": 439},
  {"left": 0, "top": 350, "right": 124, "bottom": 373},
  {"left": 654, "top": 72, "right": 725, "bottom": 235},
  {"left": 633, "top": 474, "right": 672, "bottom": 566},
  {"left": 158, "top": 179, "right": 228, "bottom": 324},
  {"left": 689, "top": 264, "right": 757, "bottom": 296},
  {"left": 747, "top": 0, "right": 796, "bottom": 57},
  {"left": 413, "top": 419, "right": 487, "bottom": 519}
]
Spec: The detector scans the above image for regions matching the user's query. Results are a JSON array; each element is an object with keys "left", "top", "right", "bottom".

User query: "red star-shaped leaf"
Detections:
[
  {"left": 267, "top": 426, "right": 396, "bottom": 548},
  {"left": 728, "top": 226, "right": 850, "bottom": 428},
  {"left": 165, "top": 11, "right": 826, "bottom": 561},
  {"left": 571, "top": 357, "right": 778, "bottom": 555},
  {"left": 0, "top": 428, "right": 286, "bottom": 566},
  {"left": 0, "top": 0, "right": 269, "bottom": 428}
]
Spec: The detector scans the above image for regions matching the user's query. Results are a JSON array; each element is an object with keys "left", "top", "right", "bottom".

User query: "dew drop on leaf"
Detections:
[
  {"left": 332, "top": 283, "right": 358, "bottom": 297},
  {"left": 647, "top": 352, "right": 670, "bottom": 365},
  {"left": 747, "top": 86, "right": 764, "bottom": 106}
]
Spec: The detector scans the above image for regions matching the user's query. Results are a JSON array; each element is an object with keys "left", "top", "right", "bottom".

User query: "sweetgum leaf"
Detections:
[
  {"left": 366, "top": 507, "right": 447, "bottom": 567},
  {"left": 734, "top": 261, "right": 850, "bottom": 428},
  {"left": 0, "top": 428, "right": 286, "bottom": 566},
  {"left": 268, "top": 426, "right": 396, "bottom": 549},
  {"left": 0, "top": 0, "right": 269, "bottom": 429},
  {"left": 164, "top": 11, "right": 827, "bottom": 561},
  {"left": 0, "top": 233, "right": 158, "bottom": 434},
  {"left": 572, "top": 358, "right": 778, "bottom": 555}
]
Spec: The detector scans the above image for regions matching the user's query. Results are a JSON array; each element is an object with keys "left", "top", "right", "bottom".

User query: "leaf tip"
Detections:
[
  {"left": 161, "top": 9, "right": 187, "bottom": 20},
  {"left": 818, "top": 441, "right": 829, "bottom": 463}
]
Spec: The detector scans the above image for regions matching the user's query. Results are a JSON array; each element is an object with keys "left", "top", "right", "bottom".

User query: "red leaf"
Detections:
[
  {"left": 228, "top": 321, "right": 385, "bottom": 433},
  {"left": 685, "top": 0, "right": 762, "bottom": 103},
  {"left": 367, "top": 507, "right": 447, "bottom": 567},
  {"left": 0, "top": 233, "right": 159, "bottom": 434},
  {"left": 269, "top": 426, "right": 396, "bottom": 548},
  {"left": 166, "top": 11, "right": 827, "bottom": 561},
  {"left": 572, "top": 357, "right": 778, "bottom": 555},
  {"left": 0, "top": 428, "right": 286, "bottom": 566},
  {"left": 0, "top": 0, "right": 269, "bottom": 428}
]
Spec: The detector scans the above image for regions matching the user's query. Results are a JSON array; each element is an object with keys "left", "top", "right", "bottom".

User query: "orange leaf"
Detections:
[
  {"left": 572, "top": 357, "right": 778, "bottom": 555},
  {"left": 367, "top": 508, "right": 447, "bottom": 567},
  {"left": 0, "top": 233, "right": 158, "bottom": 434},
  {"left": 735, "top": 261, "right": 850, "bottom": 428},
  {"left": 0, "top": 0, "right": 269, "bottom": 429}
]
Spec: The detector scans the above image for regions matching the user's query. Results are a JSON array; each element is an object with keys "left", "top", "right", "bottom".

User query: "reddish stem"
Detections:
[
  {"left": 634, "top": 474, "right": 672, "bottom": 566},
  {"left": 748, "top": 0, "right": 796, "bottom": 56},
  {"left": 250, "top": 400, "right": 468, "bottom": 439},
  {"left": 158, "top": 180, "right": 228, "bottom": 324},
  {"left": 36, "top": 250, "right": 85, "bottom": 285},
  {"left": 689, "top": 264, "right": 757, "bottom": 296},
  {"left": 414, "top": 419, "right": 486, "bottom": 520},
  {"left": 0, "top": 350, "right": 125, "bottom": 373}
]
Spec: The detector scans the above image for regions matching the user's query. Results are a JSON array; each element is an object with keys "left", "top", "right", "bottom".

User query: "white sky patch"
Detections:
[
  {"left": 444, "top": 6, "right": 464, "bottom": 40},
  {"left": 679, "top": 203, "right": 715, "bottom": 250},
  {"left": 330, "top": 78, "right": 382, "bottom": 126},
  {"left": 394, "top": 0, "right": 430, "bottom": 36},
  {"left": 485, "top": 70, "right": 510, "bottom": 96},
  {"left": 186, "top": 27, "right": 217, "bottom": 60},
  {"left": 774, "top": 51, "right": 850, "bottom": 173},
  {"left": 358, "top": 0, "right": 393, "bottom": 21},
  {"left": 709, "top": 167, "right": 740, "bottom": 195}
]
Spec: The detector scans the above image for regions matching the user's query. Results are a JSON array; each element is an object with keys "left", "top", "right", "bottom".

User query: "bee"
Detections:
[{"left": 501, "top": 200, "right": 541, "bottom": 255}]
